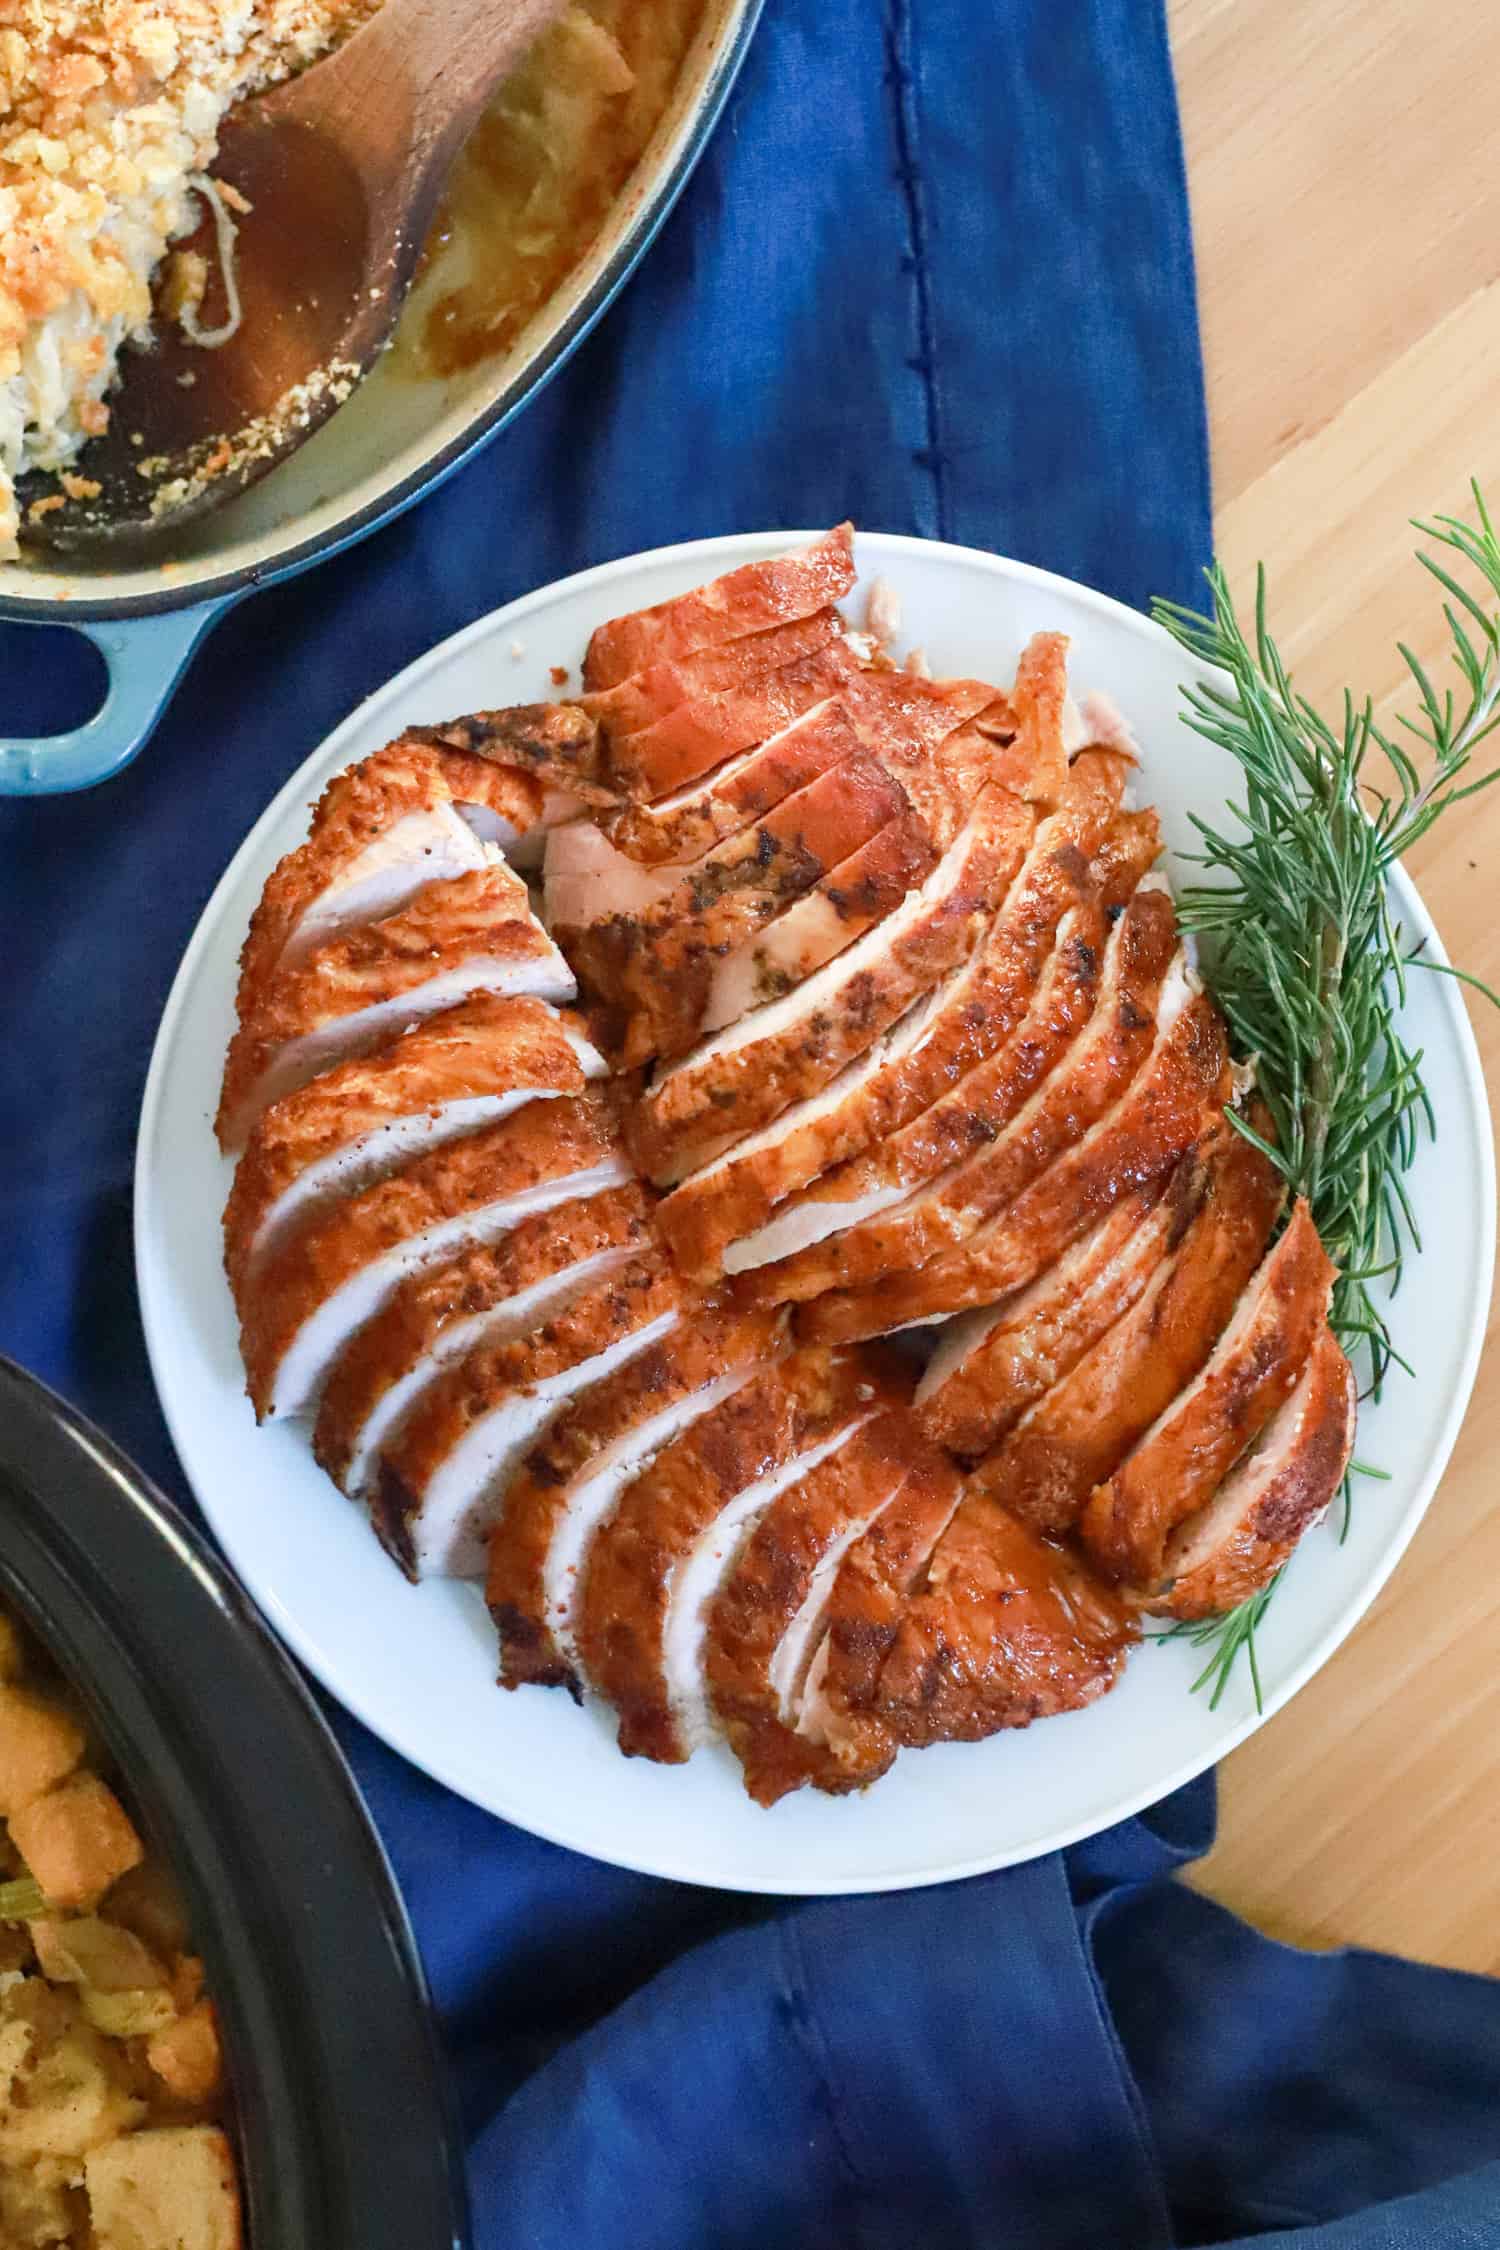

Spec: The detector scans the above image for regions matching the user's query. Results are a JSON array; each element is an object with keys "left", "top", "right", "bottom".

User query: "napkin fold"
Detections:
[{"left": 3, "top": 3, "right": 1498, "bottom": 2247}]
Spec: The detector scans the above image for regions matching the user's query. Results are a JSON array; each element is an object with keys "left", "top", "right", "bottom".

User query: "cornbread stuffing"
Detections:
[
  {"left": 0, "top": 0, "right": 375, "bottom": 558},
  {"left": 0, "top": 1604, "right": 243, "bottom": 2248}
]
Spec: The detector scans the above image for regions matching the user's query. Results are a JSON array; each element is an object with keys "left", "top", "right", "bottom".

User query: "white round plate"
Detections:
[{"left": 137, "top": 532, "right": 1496, "bottom": 1894}]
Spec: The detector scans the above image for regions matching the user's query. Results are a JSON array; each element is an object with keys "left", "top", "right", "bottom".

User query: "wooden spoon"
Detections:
[{"left": 17, "top": 0, "right": 565, "bottom": 556}]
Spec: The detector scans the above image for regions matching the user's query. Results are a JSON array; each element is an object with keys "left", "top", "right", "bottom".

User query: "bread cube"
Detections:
[
  {"left": 85, "top": 2124, "right": 242, "bottom": 2250},
  {"left": 8, "top": 1775, "right": 144, "bottom": 1910},
  {"left": 0, "top": 1981, "right": 143, "bottom": 2165},
  {"left": 146, "top": 2000, "right": 225, "bottom": 2106},
  {"left": 0, "top": 1684, "right": 85, "bottom": 1816}
]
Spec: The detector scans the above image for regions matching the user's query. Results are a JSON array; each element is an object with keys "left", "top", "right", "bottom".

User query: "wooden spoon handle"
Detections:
[{"left": 274, "top": 0, "right": 568, "bottom": 185}]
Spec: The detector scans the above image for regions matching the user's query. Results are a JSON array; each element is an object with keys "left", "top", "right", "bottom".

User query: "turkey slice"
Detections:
[
  {"left": 742, "top": 885, "right": 1179, "bottom": 1302},
  {"left": 312, "top": 1185, "right": 654, "bottom": 1498},
  {"left": 820, "top": 1496, "right": 1134, "bottom": 1770},
  {"left": 582, "top": 525, "right": 856, "bottom": 690},
  {"left": 794, "top": 1441, "right": 964, "bottom": 1789},
  {"left": 914, "top": 1176, "right": 1180, "bottom": 1460},
  {"left": 653, "top": 754, "right": 1149, "bottom": 1277},
  {"left": 597, "top": 668, "right": 995, "bottom": 869},
  {"left": 1079, "top": 1199, "right": 1335, "bottom": 1587},
  {"left": 630, "top": 784, "right": 1035, "bottom": 1187},
  {"left": 488, "top": 1302, "right": 788, "bottom": 1690},
  {"left": 224, "top": 992, "right": 605, "bottom": 1294},
  {"left": 582, "top": 749, "right": 913, "bottom": 1065},
  {"left": 606, "top": 638, "right": 865, "bottom": 802},
  {"left": 704, "top": 1411, "right": 922, "bottom": 1805},
  {"left": 579, "top": 609, "right": 843, "bottom": 737},
  {"left": 404, "top": 703, "right": 616, "bottom": 803},
  {"left": 700, "top": 811, "right": 937, "bottom": 1037},
  {"left": 372, "top": 1256, "right": 681, "bottom": 1581},
  {"left": 1141, "top": 1326, "right": 1356, "bottom": 1619},
  {"left": 576, "top": 1349, "right": 898, "bottom": 1762},
  {"left": 968, "top": 1120, "right": 1284, "bottom": 1534},
  {"left": 239, "top": 1092, "right": 629, "bottom": 1422},
  {"left": 232, "top": 738, "right": 545, "bottom": 1023},
  {"left": 801, "top": 990, "right": 1231, "bottom": 1342},
  {"left": 217, "top": 864, "right": 575, "bottom": 1149}
]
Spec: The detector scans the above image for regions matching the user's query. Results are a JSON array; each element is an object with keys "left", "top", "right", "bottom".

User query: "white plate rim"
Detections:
[{"left": 135, "top": 530, "right": 1497, "bottom": 1893}]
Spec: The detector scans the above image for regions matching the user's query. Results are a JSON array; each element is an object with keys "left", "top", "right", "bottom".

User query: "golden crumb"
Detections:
[{"left": 0, "top": 0, "right": 377, "bottom": 558}]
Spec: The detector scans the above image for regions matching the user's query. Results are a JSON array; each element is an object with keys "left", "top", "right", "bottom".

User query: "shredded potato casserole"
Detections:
[{"left": 0, "top": 0, "right": 706, "bottom": 559}]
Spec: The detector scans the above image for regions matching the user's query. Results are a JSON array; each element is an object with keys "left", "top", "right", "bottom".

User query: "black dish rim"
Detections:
[{"left": 0, "top": 1355, "right": 469, "bottom": 2250}]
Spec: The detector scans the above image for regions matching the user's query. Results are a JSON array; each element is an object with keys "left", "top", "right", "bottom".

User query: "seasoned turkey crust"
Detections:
[
  {"left": 229, "top": 738, "right": 545, "bottom": 1053},
  {"left": 582, "top": 526, "right": 857, "bottom": 689},
  {"left": 487, "top": 1301, "right": 787, "bottom": 1691},
  {"left": 224, "top": 991, "right": 598, "bottom": 1297}
]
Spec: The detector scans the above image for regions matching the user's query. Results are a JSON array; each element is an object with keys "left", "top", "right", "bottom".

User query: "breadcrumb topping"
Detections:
[{"left": 0, "top": 0, "right": 374, "bottom": 557}]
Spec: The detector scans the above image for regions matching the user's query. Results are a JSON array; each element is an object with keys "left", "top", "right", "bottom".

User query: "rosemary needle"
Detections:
[{"left": 1149, "top": 482, "right": 1500, "bottom": 1707}]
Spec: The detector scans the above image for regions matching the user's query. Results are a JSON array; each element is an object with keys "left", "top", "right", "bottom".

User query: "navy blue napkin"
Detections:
[{"left": 4, "top": 3, "right": 1500, "bottom": 2244}]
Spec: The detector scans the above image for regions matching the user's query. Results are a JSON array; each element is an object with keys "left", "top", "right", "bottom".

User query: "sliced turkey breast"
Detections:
[
  {"left": 570, "top": 747, "right": 911, "bottom": 1062},
  {"left": 728, "top": 894, "right": 1112, "bottom": 1286},
  {"left": 700, "top": 811, "right": 938, "bottom": 1037},
  {"left": 405, "top": 704, "right": 617, "bottom": 802},
  {"left": 727, "top": 896, "right": 1110, "bottom": 1287},
  {"left": 582, "top": 526, "right": 857, "bottom": 690},
  {"left": 576, "top": 1348, "right": 897, "bottom": 1762},
  {"left": 1141, "top": 1326, "right": 1356, "bottom": 1619},
  {"left": 794, "top": 1441, "right": 965, "bottom": 1788},
  {"left": 606, "top": 637, "right": 866, "bottom": 802},
  {"left": 969, "top": 1121, "right": 1284, "bottom": 1534},
  {"left": 741, "top": 884, "right": 1178, "bottom": 1302},
  {"left": 217, "top": 864, "right": 575, "bottom": 1149},
  {"left": 488, "top": 1303, "right": 788, "bottom": 1691},
  {"left": 1089, "top": 809, "right": 1162, "bottom": 900},
  {"left": 231, "top": 740, "right": 546, "bottom": 1035},
  {"left": 1007, "top": 631, "right": 1072, "bottom": 806},
  {"left": 932, "top": 639, "right": 1135, "bottom": 815},
  {"left": 837, "top": 667, "right": 1005, "bottom": 845},
  {"left": 239, "top": 1093, "right": 629, "bottom": 1422},
  {"left": 223, "top": 993, "right": 604, "bottom": 1296},
  {"left": 540, "top": 705, "right": 882, "bottom": 953},
  {"left": 596, "top": 671, "right": 994, "bottom": 869},
  {"left": 704, "top": 1411, "right": 923, "bottom": 1805},
  {"left": 373, "top": 1257, "right": 681, "bottom": 1581},
  {"left": 1079, "top": 1198, "right": 1334, "bottom": 1587},
  {"left": 542, "top": 820, "right": 686, "bottom": 937},
  {"left": 629, "top": 785, "right": 1036, "bottom": 1187},
  {"left": 818, "top": 1496, "right": 1134, "bottom": 1773},
  {"left": 914, "top": 1175, "right": 1182, "bottom": 1460},
  {"left": 801, "top": 990, "right": 1231, "bottom": 1342},
  {"left": 912, "top": 696, "right": 1043, "bottom": 815},
  {"left": 311, "top": 1185, "right": 654, "bottom": 1498},
  {"left": 579, "top": 608, "right": 844, "bottom": 737},
  {"left": 594, "top": 695, "right": 879, "bottom": 868},
  {"left": 652, "top": 756, "right": 1148, "bottom": 1278}
]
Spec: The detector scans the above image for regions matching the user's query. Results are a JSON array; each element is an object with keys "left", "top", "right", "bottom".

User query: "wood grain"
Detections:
[{"left": 1169, "top": 0, "right": 1500, "bottom": 1971}]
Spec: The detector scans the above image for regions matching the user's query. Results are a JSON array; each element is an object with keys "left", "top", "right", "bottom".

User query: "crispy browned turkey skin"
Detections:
[
  {"left": 486, "top": 1302, "right": 788, "bottom": 1693},
  {"left": 220, "top": 529, "right": 1356, "bottom": 1806}
]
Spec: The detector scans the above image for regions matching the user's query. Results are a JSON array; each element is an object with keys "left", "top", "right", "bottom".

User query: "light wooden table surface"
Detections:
[{"left": 1168, "top": 0, "right": 1500, "bottom": 1973}]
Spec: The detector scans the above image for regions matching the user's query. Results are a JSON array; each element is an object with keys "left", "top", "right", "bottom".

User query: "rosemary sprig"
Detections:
[{"left": 1148, "top": 483, "right": 1500, "bottom": 1708}]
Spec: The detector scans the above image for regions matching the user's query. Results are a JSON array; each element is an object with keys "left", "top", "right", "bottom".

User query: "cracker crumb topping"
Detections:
[{"left": 0, "top": 0, "right": 375, "bottom": 556}]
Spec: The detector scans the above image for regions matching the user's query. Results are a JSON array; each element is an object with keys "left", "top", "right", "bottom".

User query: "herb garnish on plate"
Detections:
[{"left": 1150, "top": 486, "right": 1500, "bottom": 1706}]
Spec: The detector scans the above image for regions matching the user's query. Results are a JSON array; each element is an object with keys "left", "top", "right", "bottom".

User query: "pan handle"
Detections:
[{"left": 0, "top": 598, "right": 230, "bottom": 796}]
